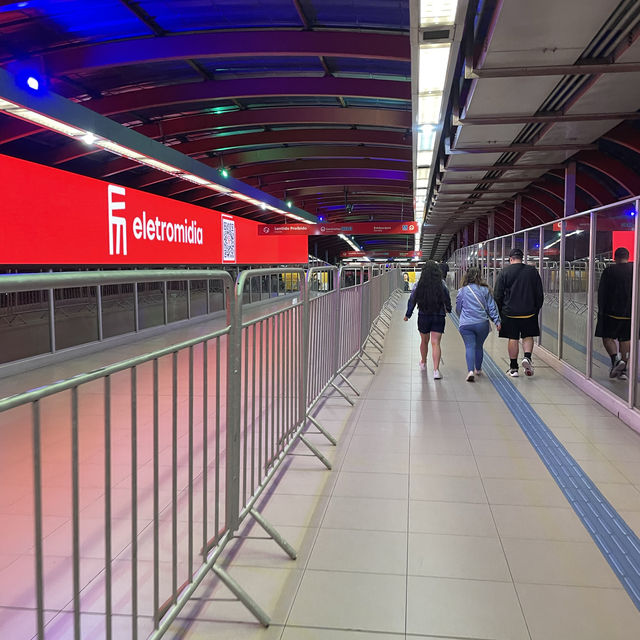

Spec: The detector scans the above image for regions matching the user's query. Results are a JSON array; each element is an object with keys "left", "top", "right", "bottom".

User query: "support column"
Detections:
[
  {"left": 473, "top": 219, "right": 479, "bottom": 244},
  {"left": 487, "top": 213, "right": 495, "bottom": 239},
  {"left": 564, "top": 161, "right": 576, "bottom": 217},
  {"left": 463, "top": 226, "right": 469, "bottom": 247},
  {"left": 457, "top": 230, "right": 462, "bottom": 248},
  {"left": 514, "top": 195, "right": 522, "bottom": 232}
]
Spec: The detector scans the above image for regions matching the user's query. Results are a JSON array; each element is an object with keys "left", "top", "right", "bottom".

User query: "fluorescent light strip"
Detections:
[{"left": 0, "top": 99, "right": 85, "bottom": 137}]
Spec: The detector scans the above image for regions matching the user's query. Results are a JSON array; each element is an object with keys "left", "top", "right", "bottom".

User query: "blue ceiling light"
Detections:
[
  {"left": 286, "top": 200, "right": 293, "bottom": 208},
  {"left": 16, "top": 69, "right": 45, "bottom": 93}
]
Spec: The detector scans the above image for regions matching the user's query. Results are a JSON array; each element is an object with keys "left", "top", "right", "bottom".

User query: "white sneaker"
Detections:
[
  {"left": 506, "top": 368, "right": 519, "bottom": 378},
  {"left": 466, "top": 371, "right": 475, "bottom": 382},
  {"left": 433, "top": 370, "right": 442, "bottom": 380},
  {"left": 619, "top": 371, "right": 628, "bottom": 381},
  {"left": 522, "top": 357, "right": 534, "bottom": 377},
  {"left": 474, "top": 369, "right": 483, "bottom": 376},
  {"left": 419, "top": 361, "right": 426, "bottom": 371},
  {"left": 609, "top": 359, "right": 626, "bottom": 379}
]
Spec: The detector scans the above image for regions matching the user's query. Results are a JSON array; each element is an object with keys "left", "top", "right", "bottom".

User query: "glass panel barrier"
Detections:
[
  {"left": 54, "top": 286, "right": 99, "bottom": 350},
  {"left": 561, "top": 214, "right": 590, "bottom": 374},
  {"left": 0, "top": 288, "right": 51, "bottom": 363},
  {"left": 540, "top": 224, "right": 560, "bottom": 355},
  {"left": 138, "top": 281, "right": 165, "bottom": 330},
  {"left": 592, "top": 203, "right": 635, "bottom": 400},
  {"left": 101, "top": 283, "right": 135, "bottom": 339},
  {"left": 190, "top": 280, "right": 208, "bottom": 317}
]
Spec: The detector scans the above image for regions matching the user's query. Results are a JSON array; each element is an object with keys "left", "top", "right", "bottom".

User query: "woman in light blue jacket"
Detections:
[{"left": 456, "top": 267, "right": 501, "bottom": 382}]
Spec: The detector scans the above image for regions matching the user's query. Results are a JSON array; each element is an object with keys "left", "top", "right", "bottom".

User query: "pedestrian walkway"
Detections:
[{"left": 167, "top": 296, "right": 640, "bottom": 639}]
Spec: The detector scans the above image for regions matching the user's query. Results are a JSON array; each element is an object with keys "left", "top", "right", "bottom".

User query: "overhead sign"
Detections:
[
  {"left": 0, "top": 153, "right": 308, "bottom": 265},
  {"left": 340, "top": 250, "right": 422, "bottom": 259},
  {"left": 258, "top": 221, "right": 418, "bottom": 236}
]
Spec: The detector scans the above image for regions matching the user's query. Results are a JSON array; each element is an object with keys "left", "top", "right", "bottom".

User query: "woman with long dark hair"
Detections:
[
  {"left": 404, "top": 260, "right": 452, "bottom": 379},
  {"left": 455, "top": 267, "right": 501, "bottom": 382}
]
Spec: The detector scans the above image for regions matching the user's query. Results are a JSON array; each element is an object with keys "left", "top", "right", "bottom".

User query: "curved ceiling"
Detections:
[{"left": 0, "top": 0, "right": 412, "bottom": 260}]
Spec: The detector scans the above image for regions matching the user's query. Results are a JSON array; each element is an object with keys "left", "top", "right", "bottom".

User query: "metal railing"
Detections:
[
  {"left": 0, "top": 265, "right": 402, "bottom": 640},
  {"left": 449, "top": 196, "right": 640, "bottom": 413}
]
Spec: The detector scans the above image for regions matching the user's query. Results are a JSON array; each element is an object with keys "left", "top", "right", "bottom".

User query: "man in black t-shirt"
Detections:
[
  {"left": 494, "top": 248, "right": 544, "bottom": 378},
  {"left": 595, "top": 247, "right": 633, "bottom": 380}
]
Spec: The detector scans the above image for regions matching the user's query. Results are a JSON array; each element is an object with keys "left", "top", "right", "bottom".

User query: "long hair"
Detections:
[
  {"left": 414, "top": 260, "right": 446, "bottom": 313},
  {"left": 462, "top": 267, "right": 488, "bottom": 288}
]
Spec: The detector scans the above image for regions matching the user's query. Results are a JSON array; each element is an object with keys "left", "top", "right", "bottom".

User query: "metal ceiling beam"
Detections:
[
  {"left": 446, "top": 139, "right": 597, "bottom": 154},
  {"left": 467, "top": 61, "right": 640, "bottom": 79},
  {"left": 133, "top": 106, "right": 412, "bottom": 138},
  {"left": 454, "top": 112, "right": 640, "bottom": 126},
  {"left": 292, "top": 0, "right": 311, "bottom": 28},
  {"left": 46, "top": 127, "right": 410, "bottom": 166},
  {"left": 38, "top": 31, "right": 410, "bottom": 76},
  {"left": 577, "top": 150, "right": 640, "bottom": 195},
  {"left": 441, "top": 177, "right": 536, "bottom": 184},
  {"left": 0, "top": 79, "right": 410, "bottom": 143},
  {"left": 443, "top": 162, "right": 564, "bottom": 172},
  {"left": 437, "top": 188, "right": 522, "bottom": 195}
]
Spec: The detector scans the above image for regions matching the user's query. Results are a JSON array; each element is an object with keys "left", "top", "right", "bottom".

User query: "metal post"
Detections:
[
  {"left": 523, "top": 230, "right": 529, "bottom": 264},
  {"left": 586, "top": 211, "right": 597, "bottom": 379},
  {"left": 187, "top": 280, "right": 192, "bottom": 319},
  {"left": 163, "top": 281, "right": 168, "bottom": 324},
  {"left": 627, "top": 200, "right": 640, "bottom": 407},
  {"left": 565, "top": 162, "right": 576, "bottom": 217},
  {"left": 48, "top": 287, "right": 56, "bottom": 353},
  {"left": 134, "top": 282, "right": 140, "bottom": 331},
  {"left": 538, "top": 226, "right": 544, "bottom": 346},
  {"left": 97, "top": 284, "right": 104, "bottom": 341},
  {"left": 488, "top": 212, "right": 495, "bottom": 239},
  {"left": 514, "top": 195, "right": 522, "bottom": 232},
  {"left": 558, "top": 219, "right": 567, "bottom": 360}
]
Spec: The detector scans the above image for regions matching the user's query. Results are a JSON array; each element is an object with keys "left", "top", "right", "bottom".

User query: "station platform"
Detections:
[
  {"left": 3, "top": 293, "right": 640, "bottom": 639},
  {"left": 159, "top": 295, "right": 640, "bottom": 639}
]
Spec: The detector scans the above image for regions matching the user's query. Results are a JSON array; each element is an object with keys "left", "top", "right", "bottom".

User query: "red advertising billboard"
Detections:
[
  {"left": 0, "top": 153, "right": 308, "bottom": 265},
  {"left": 258, "top": 221, "right": 418, "bottom": 236}
]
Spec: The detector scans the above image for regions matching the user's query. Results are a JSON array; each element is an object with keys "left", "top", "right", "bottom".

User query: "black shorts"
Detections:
[
  {"left": 595, "top": 315, "right": 631, "bottom": 341},
  {"left": 417, "top": 313, "right": 446, "bottom": 334},
  {"left": 499, "top": 315, "right": 540, "bottom": 340}
]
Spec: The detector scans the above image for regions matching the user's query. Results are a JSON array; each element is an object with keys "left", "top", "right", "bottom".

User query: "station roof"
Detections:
[
  {"left": 422, "top": 0, "right": 640, "bottom": 259},
  {"left": 0, "top": 0, "right": 412, "bottom": 260}
]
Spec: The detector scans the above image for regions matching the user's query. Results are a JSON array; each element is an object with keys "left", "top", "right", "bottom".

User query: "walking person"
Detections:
[
  {"left": 404, "top": 261, "right": 452, "bottom": 379},
  {"left": 456, "top": 267, "right": 501, "bottom": 382},
  {"left": 595, "top": 246, "right": 633, "bottom": 380},
  {"left": 494, "top": 248, "right": 544, "bottom": 377}
]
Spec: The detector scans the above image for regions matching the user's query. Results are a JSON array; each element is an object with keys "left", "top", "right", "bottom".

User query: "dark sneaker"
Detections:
[
  {"left": 522, "top": 357, "right": 534, "bottom": 377},
  {"left": 609, "top": 359, "right": 626, "bottom": 379}
]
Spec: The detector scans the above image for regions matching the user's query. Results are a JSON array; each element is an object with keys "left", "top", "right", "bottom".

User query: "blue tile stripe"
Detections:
[{"left": 449, "top": 313, "right": 640, "bottom": 609}]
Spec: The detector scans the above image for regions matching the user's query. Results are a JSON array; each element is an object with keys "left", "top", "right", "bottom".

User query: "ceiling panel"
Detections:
[
  {"left": 455, "top": 123, "right": 525, "bottom": 146},
  {"left": 540, "top": 120, "right": 623, "bottom": 145},
  {"left": 483, "top": 0, "right": 620, "bottom": 67}
]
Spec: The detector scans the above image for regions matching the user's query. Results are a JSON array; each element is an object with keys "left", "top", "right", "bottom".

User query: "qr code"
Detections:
[{"left": 222, "top": 217, "right": 236, "bottom": 262}]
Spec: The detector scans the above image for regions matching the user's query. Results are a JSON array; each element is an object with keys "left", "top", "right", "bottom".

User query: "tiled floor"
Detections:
[
  {"left": 163, "top": 298, "right": 640, "bottom": 639},
  {"left": 4, "top": 294, "right": 640, "bottom": 639}
]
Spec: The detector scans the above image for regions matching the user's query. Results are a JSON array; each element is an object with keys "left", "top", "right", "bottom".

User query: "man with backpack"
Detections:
[{"left": 494, "top": 248, "right": 544, "bottom": 377}]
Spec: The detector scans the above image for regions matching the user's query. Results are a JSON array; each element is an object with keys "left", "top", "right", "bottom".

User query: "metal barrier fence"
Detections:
[{"left": 0, "top": 265, "right": 402, "bottom": 640}]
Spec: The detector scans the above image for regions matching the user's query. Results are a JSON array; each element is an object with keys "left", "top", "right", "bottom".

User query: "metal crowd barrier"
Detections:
[{"left": 0, "top": 264, "right": 403, "bottom": 640}]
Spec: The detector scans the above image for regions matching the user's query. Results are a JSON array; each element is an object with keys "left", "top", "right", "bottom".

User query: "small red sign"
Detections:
[{"left": 259, "top": 222, "right": 418, "bottom": 236}]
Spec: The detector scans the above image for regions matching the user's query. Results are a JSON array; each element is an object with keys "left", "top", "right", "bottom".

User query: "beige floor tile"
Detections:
[
  {"left": 281, "top": 629, "right": 404, "bottom": 640},
  {"left": 408, "top": 532, "right": 511, "bottom": 581},
  {"left": 409, "top": 500, "right": 497, "bottom": 537},
  {"left": 347, "top": 435, "right": 410, "bottom": 455},
  {"left": 271, "top": 468, "right": 334, "bottom": 497},
  {"left": 517, "top": 583, "right": 640, "bottom": 640},
  {"left": 475, "top": 455, "right": 551, "bottom": 480},
  {"left": 409, "top": 436, "right": 472, "bottom": 456},
  {"left": 409, "top": 453, "right": 479, "bottom": 477},
  {"left": 322, "top": 496, "right": 408, "bottom": 532},
  {"left": 597, "top": 441, "right": 640, "bottom": 462},
  {"left": 307, "top": 528, "right": 407, "bottom": 575},
  {"left": 573, "top": 458, "right": 630, "bottom": 483},
  {"left": 619, "top": 510, "right": 640, "bottom": 535},
  {"left": 561, "top": 441, "right": 608, "bottom": 461},
  {"left": 406, "top": 576, "right": 529, "bottom": 640},
  {"left": 332, "top": 472, "right": 408, "bottom": 500},
  {"left": 491, "top": 504, "right": 591, "bottom": 541},
  {"left": 483, "top": 477, "right": 569, "bottom": 508},
  {"left": 409, "top": 474, "right": 487, "bottom": 504},
  {"left": 597, "top": 483, "right": 640, "bottom": 512},
  {"left": 464, "top": 422, "right": 530, "bottom": 441},
  {"left": 287, "top": 570, "right": 405, "bottom": 634},
  {"left": 257, "top": 494, "right": 329, "bottom": 529},
  {"left": 502, "top": 538, "right": 620, "bottom": 588},
  {"left": 469, "top": 438, "right": 538, "bottom": 458},
  {"left": 340, "top": 451, "right": 409, "bottom": 474},
  {"left": 168, "top": 619, "right": 283, "bottom": 639}
]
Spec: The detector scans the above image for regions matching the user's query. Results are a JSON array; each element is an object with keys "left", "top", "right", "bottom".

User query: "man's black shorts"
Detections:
[
  {"left": 498, "top": 315, "right": 540, "bottom": 340},
  {"left": 417, "top": 313, "right": 446, "bottom": 334},
  {"left": 595, "top": 314, "right": 631, "bottom": 341}
]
